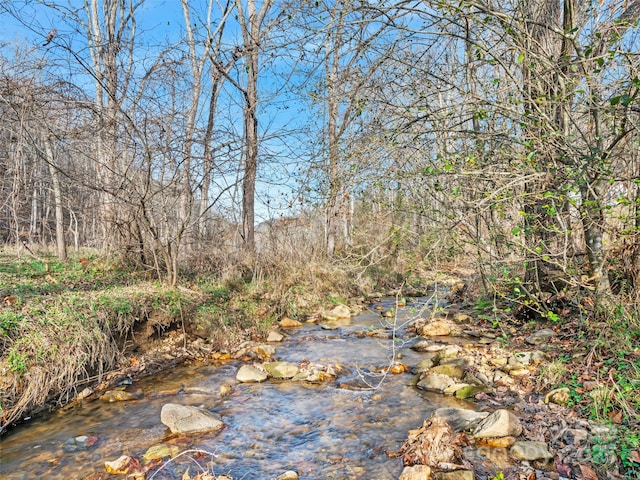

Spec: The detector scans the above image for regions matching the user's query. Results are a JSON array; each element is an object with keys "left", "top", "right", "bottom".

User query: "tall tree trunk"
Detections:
[
  {"left": 236, "top": 0, "right": 273, "bottom": 254},
  {"left": 580, "top": 181, "right": 611, "bottom": 297},
  {"left": 324, "top": 0, "right": 345, "bottom": 257},
  {"left": 44, "top": 137, "right": 67, "bottom": 261}
]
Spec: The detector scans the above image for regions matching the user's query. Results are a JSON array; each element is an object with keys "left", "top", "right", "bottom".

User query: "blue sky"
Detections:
[{"left": 0, "top": 1, "right": 316, "bottom": 223}]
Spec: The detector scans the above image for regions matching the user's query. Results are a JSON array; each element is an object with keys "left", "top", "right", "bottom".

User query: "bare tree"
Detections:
[{"left": 234, "top": 0, "right": 275, "bottom": 254}]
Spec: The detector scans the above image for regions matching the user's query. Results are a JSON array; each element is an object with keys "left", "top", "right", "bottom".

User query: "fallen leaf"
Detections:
[
  {"left": 2, "top": 295, "right": 18, "bottom": 306},
  {"left": 607, "top": 410, "right": 623, "bottom": 424},
  {"left": 630, "top": 450, "right": 640, "bottom": 463},
  {"left": 104, "top": 455, "right": 142, "bottom": 475},
  {"left": 579, "top": 464, "right": 598, "bottom": 480}
]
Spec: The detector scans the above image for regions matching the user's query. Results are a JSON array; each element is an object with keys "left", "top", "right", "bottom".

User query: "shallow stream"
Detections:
[{"left": 0, "top": 296, "right": 476, "bottom": 479}]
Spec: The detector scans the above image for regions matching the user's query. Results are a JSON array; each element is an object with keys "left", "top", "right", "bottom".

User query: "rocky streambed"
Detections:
[{"left": 0, "top": 295, "right": 606, "bottom": 479}]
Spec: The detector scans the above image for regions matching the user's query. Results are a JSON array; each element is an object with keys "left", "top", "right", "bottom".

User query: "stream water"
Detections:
[{"left": 0, "top": 296, "right": 476, "bottom": 479}]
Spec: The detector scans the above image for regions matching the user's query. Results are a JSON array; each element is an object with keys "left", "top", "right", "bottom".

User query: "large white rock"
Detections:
[
  {"left": 430, "top": 407, "right": 489, "bottom": 431},
  {"left": 510, "top": 441, "right": 554, "bottom": 460},
  {"left": 416, "top": 373, "right": 455, "bottom": 393},
  {"left": 160, "top": 404, "right": 223, "bottom": 434},
  {"left": 236, "top": 364, "right": 267, "bottom": 383},
  {"left": 473, "top": 409, "right": 523, "bottom": 438}
]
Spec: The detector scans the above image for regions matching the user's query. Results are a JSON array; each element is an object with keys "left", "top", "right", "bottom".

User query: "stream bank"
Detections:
[{"left": 1, "top": 289, "right": 624, "bottom": 479}]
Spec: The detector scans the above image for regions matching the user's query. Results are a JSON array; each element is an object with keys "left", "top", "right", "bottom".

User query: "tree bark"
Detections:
[
  {"left": 236, "top": 0, "right": 273, "bottom": 254},
  {"left": 44, "top": 137, "right": 67, "bottom": 261}
]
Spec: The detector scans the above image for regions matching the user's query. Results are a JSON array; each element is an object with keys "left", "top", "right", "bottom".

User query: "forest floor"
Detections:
[{"left": 0, "top": 252, "right": 638, "bottom": 478}]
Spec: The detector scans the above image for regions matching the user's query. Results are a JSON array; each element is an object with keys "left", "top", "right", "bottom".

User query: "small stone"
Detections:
[
  {"left": 64, "top": 434, "right": 99, "bottom": 451},
  {"left": 439, "top": 345, "right": 461, "bottom": 359},
  {"left": 473, "top": 409, "right": 523, "bottom": 438},
  {"left": 160, "top": 404, "right": 224, "bottom": 434},
  {"left": 236, "top": 365, "right": 267, "bottom": 383},
  {"left": 252, "top": 344, "right": 276, "bottom": 359},
  {"left": 512, "top": 351, "right": 545, "bottom": 365},
  {"left": 388, "top": 362, "right": 410, "bottom": 374},
  {"left": 219, "top": 384, "right": 232, "bottom": 397},
  {"left": 476, "top": 436, "right": 517, "bottom": 448},
  {"left": 322, "top": 304, "right": 351, "bottom": 321},
  {"left": 443, "top": 383, "right": 470, "bottom": 395},
  {"left": 263, "top": 361, "right": 300, "bottom": 379},
  {"left": 430, "top": 407, "right": 489, "bottom": 431},
  {"left": 77, "top": 387, "right": 94, "bottom": 400},
  {"left": 429, "top": 365, "right": 464, "bottom": 378},
  {"left": 267, "top": 330, "right": 284, "bottom": 342},
  {"left": 275, "top": 471, "right": 299, "bottom": 480},
  {"left": 463, "top": 372, "right": 487, "bottom": 386},
  {"left": 510, "top": 441, "right": 554, "bottom": 460},
  {"left": 411, "top": 340, "right": 435, "bottom": 352},
  {"left": 417, "top": 374, "right": 456, "bottom": 393},
  {"left": 525, "top": 329, "right": 556, "bottom": 345},
  {"left": 420, "top": 320, "right": 452, "bottom": 337},
  {"left": 279, "top": 317, "right": 302, "bottom": 328},
  {"left": 412, "top": 355, "right": 440, "bottom": 373},
  {"left": 99, "top": 390, "right": 138, "bottom": 402},
  {"left": 454, "top": 313, "right": 473, "bottom": 323},
  {"left": 320, "top": 322, "right": 340, "bottom": 330},
  {"left": 435, "top": 471, "right": 474, "bottom": 480},
  {"left": 399, "top": 464, "right": 431, "bottom": 480},
  {"left": 439, "top": 357, "right": 468, "bottom": 367},
  {"left": 490, "top": 357, "right": 508, "bottom": 367},
  {"left": 545, "top": 387, "right": 570, "bottom": 405},
  {"left": 507, "top": 368, "right": 531, "bottom": 377},
  {"left": 505, "top": 356, "right": 527, "bottom": 370},
  {"left": 562, "top": 428, "right": 589, "bottom": 447}
]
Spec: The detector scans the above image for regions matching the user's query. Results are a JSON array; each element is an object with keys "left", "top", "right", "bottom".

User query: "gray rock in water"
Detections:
[
  {"left": 236, "top": 364, "right": 267, "bottom": 383},
  {"left": 412, "top": 354, "right": 440, "bottom": 374},
  {"left": 417, "top": 373, "right": 455, "bottom": 393},
  {"left": 263, "top": 361, "right": 299, "bottom": 379},
  {"left": 525, "top": 329, "right": 555, "bottom": 345},
  {"left": 411, "top": 339, "right": 435, "bottom": 352},
  {"left": 510, "top": 441, "right": 554, "bottom": 460},
  {"left": 430, "top": 407, "right": 489, "bottom": 431},
  {"left": 160, "top": 404, "right": 223, "bottom": 434},
  {"left": 473, "top": 409, "right": 523, "bottom": 438},
  {"left": 275, "top": 471, "right": 299, "bottom": 480}
]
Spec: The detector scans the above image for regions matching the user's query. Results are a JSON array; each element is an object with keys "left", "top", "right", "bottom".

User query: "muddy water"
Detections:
[{"left": 0, "top": 297, "right": 474, "bottom": 479}]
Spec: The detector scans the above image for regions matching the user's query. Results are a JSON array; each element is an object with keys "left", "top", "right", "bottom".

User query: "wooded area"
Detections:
[{"left": 1, "top": 0, "right": 639, "bottom": 309}]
